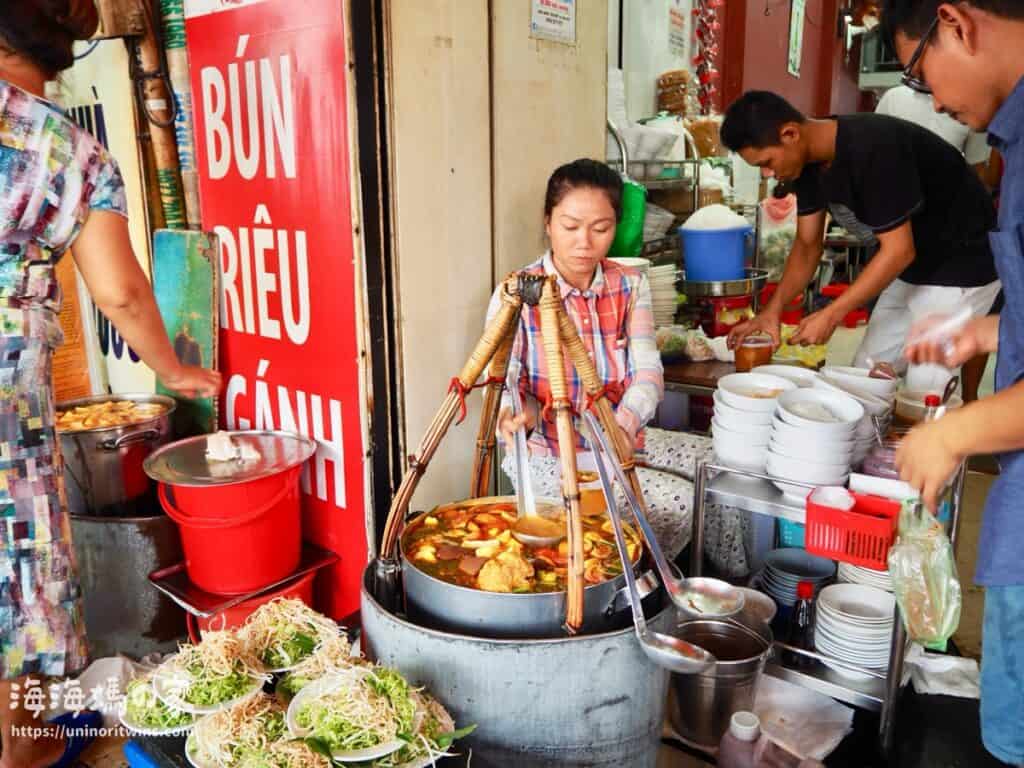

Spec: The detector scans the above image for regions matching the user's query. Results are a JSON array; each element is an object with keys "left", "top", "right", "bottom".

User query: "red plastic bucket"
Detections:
[
  {"left": 186, "top": 570, "right": 315, "bottom": 642},
  {"left": 158, "top": 465, "right": 303, "bottom": 595}
]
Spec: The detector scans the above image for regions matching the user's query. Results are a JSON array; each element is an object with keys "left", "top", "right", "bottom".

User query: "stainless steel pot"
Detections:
[
  {"left": 57, "top": 394, "right": 176, "bottom": 517},
  {"left": 399, "top": 498, "right": 660, "bottom": 639},
  {"left": 363, "top": 561, "right": 672, "bottom": 768},
  {"left": 667, "top": 618, "right": 773, "bottom": 747}
]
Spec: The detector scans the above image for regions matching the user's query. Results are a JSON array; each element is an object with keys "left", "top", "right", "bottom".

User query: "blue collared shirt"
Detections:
[{"left": 976, "top": 76, "right": 1024, "bottom": 585}]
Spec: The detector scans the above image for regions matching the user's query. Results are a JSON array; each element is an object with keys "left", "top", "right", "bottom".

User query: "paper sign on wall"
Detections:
[
  {"left": 788, "top": 0, "right": 807, "bottom": 77},
  {"left": 531, "top": 0, "right": 576, "bottom": 44},
  {"left": 669, "top": 0, "right": 689, "bottom": 58}
]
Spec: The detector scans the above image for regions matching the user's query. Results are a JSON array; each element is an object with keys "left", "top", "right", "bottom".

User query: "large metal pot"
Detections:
[
  {"left": 362, "top": 561, "right": 672, "bottom": 768},
  {"left": 667, "top": 618, "right": 772, "bottom": 747},
  {"left": 400, "top": 497, "right": 659, "bottom": 639},
  {"left": 70, "top": 512, "right": 185, "bottom": 658},
  {"left": 57, "top": 394, "right": 176, "bottom": 516}
]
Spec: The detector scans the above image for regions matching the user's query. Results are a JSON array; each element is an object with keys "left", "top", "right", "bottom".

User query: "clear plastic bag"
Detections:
[{"left": 887, "top": 500, "right": 962, "bottom": 651}]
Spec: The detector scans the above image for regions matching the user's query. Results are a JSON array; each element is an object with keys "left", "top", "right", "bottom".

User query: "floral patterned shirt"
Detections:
[{"left": 0, "top": 80, "right": 127, "bottom": 345}]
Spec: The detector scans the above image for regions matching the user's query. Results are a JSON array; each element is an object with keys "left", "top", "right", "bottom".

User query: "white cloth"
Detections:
[
  {"left": 853, "top": 278, "right": 1001, "bottom": 392},
  {"left": 876, "top": 86, "right": 992, "bottom": 166}
]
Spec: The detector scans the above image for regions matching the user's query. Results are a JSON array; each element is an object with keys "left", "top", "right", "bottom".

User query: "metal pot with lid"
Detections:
[{"left": 57, "top": 393, "right": 176, "bottom": 517}]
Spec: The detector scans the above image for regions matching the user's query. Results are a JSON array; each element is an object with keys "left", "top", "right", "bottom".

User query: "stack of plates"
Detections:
[
  {"left": 814, "top": 583, "right": 895, "bottom": 679},
  {"left": 711, "top": 373, "right": 797, "bottom": 472},
  {"left": 648, "top": 263, "right": 680, "bottom": 327},
  {"left": 760, "top": 548, "right": 836, "bottom": 607},
  {"left": 838, "top": 562, "right": 893, "bottom": 592},
  {"left": 766, "top": 389, "right": 862, "bottom": 503}
]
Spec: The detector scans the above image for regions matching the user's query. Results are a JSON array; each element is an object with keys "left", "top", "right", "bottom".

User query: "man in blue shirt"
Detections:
[{"left": 883, "top": 0, "right": 1024, "bottom": 763}]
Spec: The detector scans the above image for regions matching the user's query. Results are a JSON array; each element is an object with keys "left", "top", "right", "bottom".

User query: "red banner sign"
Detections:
[{"left": 185, "top": 0, "right": 367, "bottom": 618}]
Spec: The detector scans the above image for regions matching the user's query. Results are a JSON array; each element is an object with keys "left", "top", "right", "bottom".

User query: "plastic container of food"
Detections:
[{"left": 735, "top": 336, "right": 774, "bottom": 372}]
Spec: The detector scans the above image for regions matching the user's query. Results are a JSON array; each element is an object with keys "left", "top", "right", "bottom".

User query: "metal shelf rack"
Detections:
[{"left": 689, "top": 461, "right": 968, "bottom": 753}]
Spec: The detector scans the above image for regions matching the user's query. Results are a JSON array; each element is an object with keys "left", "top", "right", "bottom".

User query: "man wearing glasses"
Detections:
[
  {"left": 883, "top": 1, "right": 1024, "bottom": 764},
  {"left": 721, "top": 90, "right": 999, "bottom": 396}
]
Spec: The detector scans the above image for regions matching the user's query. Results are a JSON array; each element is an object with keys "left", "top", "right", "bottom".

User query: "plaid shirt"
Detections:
[{"left": 485, "top": 252, "right": 664, "bottom": 456}]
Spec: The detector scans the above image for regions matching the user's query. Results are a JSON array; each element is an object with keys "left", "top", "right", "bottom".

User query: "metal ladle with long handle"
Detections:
[
  {"left": 582, "top": 412, "right": 744, "bottom": 620},
  {"left": 587, "top": 418, "right": 715, "bottom": 673},
  {"left": 508, "top": 386, "right": 565, "bottom": 548}
]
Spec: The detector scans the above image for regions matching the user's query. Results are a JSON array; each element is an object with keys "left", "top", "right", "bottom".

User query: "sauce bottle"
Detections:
[{"left": 782, "top": 581, "right": 816, "bottom": 669}]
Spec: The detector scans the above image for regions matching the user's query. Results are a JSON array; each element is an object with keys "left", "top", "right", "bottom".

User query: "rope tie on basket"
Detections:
[{"left": 448, "top": 376, "right": 504, "bottom": 424}]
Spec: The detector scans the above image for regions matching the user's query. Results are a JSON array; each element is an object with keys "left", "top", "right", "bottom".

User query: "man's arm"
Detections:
[{"left": 789, "top": 221, "right": 915, "bottom": 345}]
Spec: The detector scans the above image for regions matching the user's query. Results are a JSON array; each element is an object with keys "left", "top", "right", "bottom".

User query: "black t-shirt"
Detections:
[{"left": 793, "top": 113, "right": 997, "bottom": 287}]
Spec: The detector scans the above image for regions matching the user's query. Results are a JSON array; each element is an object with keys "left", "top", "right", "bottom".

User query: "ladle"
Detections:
[
  {"left": 508, "top": 385, "right": 565, "bottom": 548},
  {"left": 590, "top": 427, "right": 715, "bottom": 674},
  {"left": 582, "top": 412, "right": 745, "bottom": 620}
]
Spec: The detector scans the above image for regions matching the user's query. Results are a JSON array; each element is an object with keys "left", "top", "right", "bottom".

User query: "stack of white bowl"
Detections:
[
  {"left": 767, "top": 389, "right": 864, "bottom": 503},
  {"left": 649, "top": 263, "right": 680, "bottom": 327},
  {"left": 819, "top": 366, "right": 899, "bottom": 465},
  {"left": 711, "top": 373, "right": 797, "bottom": 472},
  {"left": 751, "top": 364, "right": 820, "bottom": 388},
  {"left": 814, "top": 583, "right": 896, "bottom": 680},
  {"left": 759, "top": 548, "right": 836, "bottom": 607},
  {"left": 837, "top": 562, "right": 893, "bottom": 592}
]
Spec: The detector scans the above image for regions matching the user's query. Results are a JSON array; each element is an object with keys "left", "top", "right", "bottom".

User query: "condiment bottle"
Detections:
[
  {"left": 718, "top": 711, "right": 762, "bottom": 768},
  {"left": 782, "top": 581, "right": 816, "bottom": 669},
  {"left": 922, "top": 393, "right": 942, "bottom": 423}
]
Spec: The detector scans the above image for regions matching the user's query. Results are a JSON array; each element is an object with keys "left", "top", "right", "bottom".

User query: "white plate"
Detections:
[
  {"left": 818, "top": 584, "right": 895, "bottom": 624},
  {"left": 815, "top": 631, "right": 891, "bottom": 660},
  {"left": 768, "top": 437, "right": 853, "bottom": 465},
  {"left": 752, "top": 364, "right": 820, "bottom": 388},
  {"left": 776, "top": 389, "right": 864, "bottom": 433},
  {"left": 184, "top": 733, "right": 213, "bottom": 768},
  {"left": 770, "top": 416, "right": 855, "bottom": 449},
  {"left": 717, "top": 373, "right": 797, "bottom": 412},
  {"left": 151, "top": 672, "right": 266, "bottom": 716},
  {"left": 286, "top": 670, "right": 407, "bottom": 763},
  {"left": 815, "top": 611, "right": 893, "bottom": 640},
  {"left": 821, "top": 658, "right": 878, "bottom": 682},
  {"left": 767, "top": 451, "right": 849, "bottom": 486}
]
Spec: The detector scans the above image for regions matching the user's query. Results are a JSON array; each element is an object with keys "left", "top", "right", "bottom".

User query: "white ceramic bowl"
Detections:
[
  {"left": 818, "top": 583, "right": 896, "bottom": 623},
  {"left": 752, "top": 364, "right": 820, "bottom": 388},
  {"left": 823, "top": 366, "right": 899, "bottom": 398},
  {"left": 777, "top": 389, "right": 864, "bottom": 435},
  {"left": 717, "top": 373, "right": 797, "bottom": 413},
  {"left": 894, "top": 389, "right": 963, "bottom": 424},
  {"left": 770, "top": 415, "right": 855, "bottom": 449},
  {"left": 768, "top": 436, "right": 853, "bottom": 464},
  {"left": 767, "top": 450, "right": 849, "bottom": 485},
  {"left": 712, "top": 418, "right": 771, "bottom": 442},
  {"left": 714, "top": 432, "right": 769, "bottom": 473},
  {"left": 713, "top": 392, "right": 775, "bottom": 425},
  {"left": 815, "top": 375, "right": 893, "bottom": 416}
]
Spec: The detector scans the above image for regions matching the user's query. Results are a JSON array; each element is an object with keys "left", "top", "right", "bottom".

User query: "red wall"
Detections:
[{"left": 724, "top": 0, "right": 864, "bottom": 116}]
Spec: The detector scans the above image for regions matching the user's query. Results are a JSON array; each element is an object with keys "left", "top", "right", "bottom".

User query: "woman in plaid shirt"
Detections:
[{"left": 488, "top": 160, "right": 744, "bottom": 568}]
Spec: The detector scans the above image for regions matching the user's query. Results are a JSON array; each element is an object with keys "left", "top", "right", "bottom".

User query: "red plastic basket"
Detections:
[{"left": 804, "top": 491, "right": 900, "bottom": 569}]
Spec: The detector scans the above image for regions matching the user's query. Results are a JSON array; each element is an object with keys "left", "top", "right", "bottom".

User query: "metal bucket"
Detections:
[
  {"left": 70, "top": 513, "right": 186, "bottom": 658},
  {"left": 362, "top": 561, "right": 672, "bottom": 767},
  {"left": 667, "top": 619, "right": 772, "bottom": 747},
  {"left": 400, "top": 501, "right": 659, "bottom": 639},
  {"left": 58, "top": 394, "right": 176, "bottom": 517}
]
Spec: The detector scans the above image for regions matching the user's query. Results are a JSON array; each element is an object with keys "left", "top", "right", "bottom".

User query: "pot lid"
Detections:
[{"left": 143, "top": 430, "right": 317, "bottom": 487}]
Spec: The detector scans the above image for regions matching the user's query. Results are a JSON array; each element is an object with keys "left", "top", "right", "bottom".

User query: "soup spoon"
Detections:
[
  {"left": 590, "top": 429, "right": 715, "bottom": 674},
  {"left": 508, "top": 386, "right": 565, "bottom": 548},
  {"left": 582, "top": 412, "right": 745, "bottom": 620}
]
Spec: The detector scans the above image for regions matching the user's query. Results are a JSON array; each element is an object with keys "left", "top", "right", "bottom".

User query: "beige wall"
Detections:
[
  {"left": 387, "top": 1, "right": 608, "bottom": 511},
  {"left": 491, "top": 0, "right": 609, "bottom": 278}
]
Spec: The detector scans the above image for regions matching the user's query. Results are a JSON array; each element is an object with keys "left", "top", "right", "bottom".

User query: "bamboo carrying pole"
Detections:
[
  {"left": 380, "top": 277, "right": 523, "bottom": 558},
  {"left": 539, "top": 278, "right": 586, "bottom": 633},
  {"left": 470, "top": 329, "right": 514, "bottom": 499}
]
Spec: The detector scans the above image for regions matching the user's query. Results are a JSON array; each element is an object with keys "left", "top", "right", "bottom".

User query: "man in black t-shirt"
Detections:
[{"left": 721, "top": 91, "right": 999, "bottom": 391}]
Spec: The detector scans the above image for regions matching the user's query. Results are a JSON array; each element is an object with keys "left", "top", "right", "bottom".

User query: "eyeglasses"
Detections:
[{"left": 901, "top": 14, "right": 940, "bottom": 94}]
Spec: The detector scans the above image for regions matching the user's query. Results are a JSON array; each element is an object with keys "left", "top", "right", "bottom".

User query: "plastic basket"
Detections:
[
  {"left": 804, "top": 491, "right": 900, "bottom": 569},
  {"left": 777, "top": 519, "right": 806, "bottom": 548}
]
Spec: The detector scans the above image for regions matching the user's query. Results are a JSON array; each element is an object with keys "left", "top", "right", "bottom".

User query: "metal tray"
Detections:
[
  {"left": 682, "top": 268, "right": 770, "bottom": 298},
  {"left": 148, "top": 544, "right": 339, "bottom": 618}
]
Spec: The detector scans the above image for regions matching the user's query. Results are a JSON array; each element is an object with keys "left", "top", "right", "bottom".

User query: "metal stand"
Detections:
[{"left": 690, "top": 461, "right": 967, "bottom": 754}]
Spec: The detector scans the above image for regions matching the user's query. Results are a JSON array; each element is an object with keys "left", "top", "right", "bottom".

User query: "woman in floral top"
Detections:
[{"left": 0, "top": 4, "right": 219, "bottom": 765}]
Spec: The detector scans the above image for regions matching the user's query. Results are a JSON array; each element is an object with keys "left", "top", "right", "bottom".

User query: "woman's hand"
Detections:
[
  {"left": 497, "top": 406, "right": 535, "bottom": 449},
  {"left": 161, "top": 365, "right": 222, "bottom": 399}
]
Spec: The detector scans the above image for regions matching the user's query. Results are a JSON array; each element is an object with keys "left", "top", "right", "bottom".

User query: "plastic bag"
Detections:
[
  {"left": 656, "top": 325, "right": 714, "bottom": 362},
  {"left": 887, "top": 500, "right": 962, "bottom": 651},
  {"left": 759, "top": 194, "right": 797, "bottom": 281},
  {"left": 608, "top": 177, "right": 647, "bottom": 258}
]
